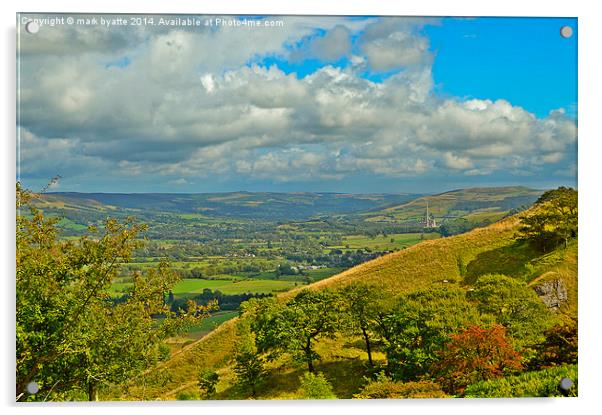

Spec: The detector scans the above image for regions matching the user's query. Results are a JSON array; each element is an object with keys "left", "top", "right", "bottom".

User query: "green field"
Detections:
[
  {"left": 332, "top": 232, "right": 440, "bottom": 251},
  {"left": 111, "top": 278, "right": 300, "bottom": 297},
  {"left": 187, "top": 311, "right": 239, "bottom": 338}
]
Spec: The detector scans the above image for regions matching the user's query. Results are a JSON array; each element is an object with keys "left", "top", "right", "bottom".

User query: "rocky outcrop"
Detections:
[{"left": 533, "top": 278, "right": 568, "bottom": 310}]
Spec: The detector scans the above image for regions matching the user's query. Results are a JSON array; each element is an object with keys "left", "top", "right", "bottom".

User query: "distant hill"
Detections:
[
  {"left": 40, "top": 192, "right": 421, "bottom": 221},
  {"left": 32, "top": 187, "right": 542, "bottom": 227},
  {"left": 116, "top": 206, "right": 577, "bottom": 400},
  {"left": 361, "top": 186, "right": 543, "bottom": 225}
]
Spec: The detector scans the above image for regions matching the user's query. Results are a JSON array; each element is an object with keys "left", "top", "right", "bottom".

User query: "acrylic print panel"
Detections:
[{"left": 16, "top": 13, "right": 577, "bottom": 401}]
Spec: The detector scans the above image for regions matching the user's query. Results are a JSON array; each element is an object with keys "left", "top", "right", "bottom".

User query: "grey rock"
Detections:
[{"left": 533, "top": 278, "right": 568, "bottom": 310}]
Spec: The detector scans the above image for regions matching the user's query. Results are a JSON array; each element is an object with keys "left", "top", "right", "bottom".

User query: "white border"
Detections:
[{"left": 2, "top": 1, "right": 600, "bottom": 415}]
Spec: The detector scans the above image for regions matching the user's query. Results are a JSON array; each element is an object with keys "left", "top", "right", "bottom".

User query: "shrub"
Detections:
[
  {"left": 464, "top": 364, "right": 577, "bottom": 397},
  {"left": 298, "top": 372, "right": 336, "bottom": 399},
  {"left": 198, "top": 369, "right": 219, "bottom": 396},
  {"left": 175, "top": 390, "right": 200, "bottom": 400},
  {"left": 158, "top": 343, "right": 171, "bottom": 361},
  {"left": 528, "top": 323, "right": 578, "bottom": 369},
  {"left": 355, "top": 373, "right": 447, "bottom": 399}
]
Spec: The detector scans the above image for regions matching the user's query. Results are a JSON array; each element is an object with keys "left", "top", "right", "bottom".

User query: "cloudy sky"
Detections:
[{"left": 17, "top": 15, "right": 577, "bottom": 193}]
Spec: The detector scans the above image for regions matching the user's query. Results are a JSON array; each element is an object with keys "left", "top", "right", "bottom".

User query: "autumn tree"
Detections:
[
  {"left": 432, "top": 324, "right": 523, "bottom": 395},
  {"left": 16, "top": 183, "right": 214, "bottom": 401}
]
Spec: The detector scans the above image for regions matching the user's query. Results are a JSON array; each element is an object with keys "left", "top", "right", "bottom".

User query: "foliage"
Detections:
[
  {"left": 379, "top": 287, "right": 485, "bottom": 381},
  {"left": 338, "top": 282, "right": 385, "bottom": 366},
  {"left": 464, "top": 364, "right": 577, "bottom": 397},
  {"left": 439, "top": 218, "right": 472, "bottom": 237},
  {"left": 232, "top": 320, "right": 267, "bottom": 398},
  {"left": 170, "top": 289, "right": 271, "bottom": 312},
  {"left": 468, "top": 274, "right": 554, "bottom": 349},
  {"left": 175, "top": 390, "right": 200, "bottom": 400},
  {"left": 516, "top": 187, "right": 577, "bottom": 252},
  {"left": 298, "top": 372, "right": 336, "bottom": 399},
  {"left": 354, "top": 372, "right": 447, "bottom": 399},
  {"left": 16, "top": 183, "right": 215, "bottom": 401},
  {"left": 245, "top": 290, "right": 344, "bottom": 373},
  {"left": 432, "top": 324, "right": 523, "bottom": 395},
  {"left": 158, "top": 344, "right": 171, "bottom": 361},
  {"left": 197, "top": 370, "right": 219, "bottom": 396},
  {"left": 528, "top": 322, "right": 578, "bottom": 369}
]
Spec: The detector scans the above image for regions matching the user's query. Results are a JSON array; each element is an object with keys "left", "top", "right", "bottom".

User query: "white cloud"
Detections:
[
  {"left": 359, "top": 18, "right": 434, "bottom": 72},
  {"left": 17, "top": 16, "right": 577, "bottom": 188}
]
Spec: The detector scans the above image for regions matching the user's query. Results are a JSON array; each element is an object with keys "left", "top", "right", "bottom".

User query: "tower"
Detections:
[{"left": 423, "top": 200, "right": 437, "bottom": 228}]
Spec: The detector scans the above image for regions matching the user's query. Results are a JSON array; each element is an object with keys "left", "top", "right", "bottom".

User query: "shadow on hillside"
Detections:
[
  {"left": 215, "top": 358, "right": 372, "bottom": 400},
  {"left": 464, "top": 241, "right": 542, "bottom": 284}
]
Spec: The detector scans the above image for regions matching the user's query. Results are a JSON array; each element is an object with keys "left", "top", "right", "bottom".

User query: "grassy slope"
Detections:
[
  {"left": 114, "top": 211, "right": 577, "bottom": 400},
  {"left": 363, "top": 186, "right": 541, "bottom": 222}
]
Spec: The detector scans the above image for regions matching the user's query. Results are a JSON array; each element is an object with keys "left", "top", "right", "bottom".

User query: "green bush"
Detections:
[
  {"left": 198, "top": 369, "right": 219, "bottom": 396},
  {"left": 464, "top": 364, "right": 577, "bottom": 397},
  {"left": 298, "top": 372, "right": 336, "bottom": 399},
  {"left": 175, "top": 390, "right": 200, "bottom": 400},
  {"left": 158, "top": 343, "right": 171, "bottom": 361}
]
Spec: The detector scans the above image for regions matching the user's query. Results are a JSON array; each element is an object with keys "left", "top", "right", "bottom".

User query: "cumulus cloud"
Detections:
[
  {"left": 17, "top": 15, "right": 577, "bottom": 190},
  {"left": 290, "top": 24, "right": 352, "bottom": 62},
  {"left": 359, "top": 17, "right": 434, "bottom": 71}
]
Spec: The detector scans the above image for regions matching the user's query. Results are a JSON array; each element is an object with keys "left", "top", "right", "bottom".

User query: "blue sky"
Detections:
[
  {"left": 17, "top": 15, "right": 577, "bottom": 193},
  {"left": 426, "top": 17, "right": 577, "bottom": 119}
]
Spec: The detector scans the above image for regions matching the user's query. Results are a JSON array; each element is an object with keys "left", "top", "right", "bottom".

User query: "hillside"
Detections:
[
  {"left": 114, "top": 207, "right": 577, "bottom": 401},
  {"left": 362, "top": 186, "right": 542, "bottom": 224}
]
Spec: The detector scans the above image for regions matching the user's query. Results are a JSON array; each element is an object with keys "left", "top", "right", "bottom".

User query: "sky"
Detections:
[{"left": 17, "top": 15, "right": 577, "bottom": 194}]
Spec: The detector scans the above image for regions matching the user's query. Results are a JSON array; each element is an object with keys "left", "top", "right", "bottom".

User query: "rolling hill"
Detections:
[
  {"left": 41, "top": 191, "right": 421, "bottom": 221},
  {"left": 361, "top": 186, "right": 542, "bottom": 224},
  {"left": 30, "top": 187, "right": 543, "bottom": 234},
  {"left": 113, "top": 206, "right": 577, "bottom": 401}
]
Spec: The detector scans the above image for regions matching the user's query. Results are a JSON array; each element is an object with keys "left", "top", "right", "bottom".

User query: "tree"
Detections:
[
  {"left": 439, "top": 218, "right": 471, "bottom": 237},
  {"left": 516, "top": 187, "right": 577, "bottom": 251},
  {"left": 298, "top": 372, "right": 336, "bottom": 399},
  {"left": 432, "top": 324, "right": 523, "bottom": 395},
  {"left": 232, "top": 319, "right": 267, "bottom": 398},
  {"left": 338, "top": 282, "right": 384, "bottom": 367},
  {"left": 468, "top": 274, "right": 554, "bottom": 350},
  {"left": 527, "top": 322, "right": 578, "bottom": 370},
  {"left": 246, "top": 289, "right": 343, "bottom": 373},
  {"left": 234, "top": 351, "right": 267, "bottom": 398},
  {"left": 16, "top": 183, "right": 215, "bottom": 401},
  {"left": 377, "top": 287, "right": 485, "bottom": 381}
]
